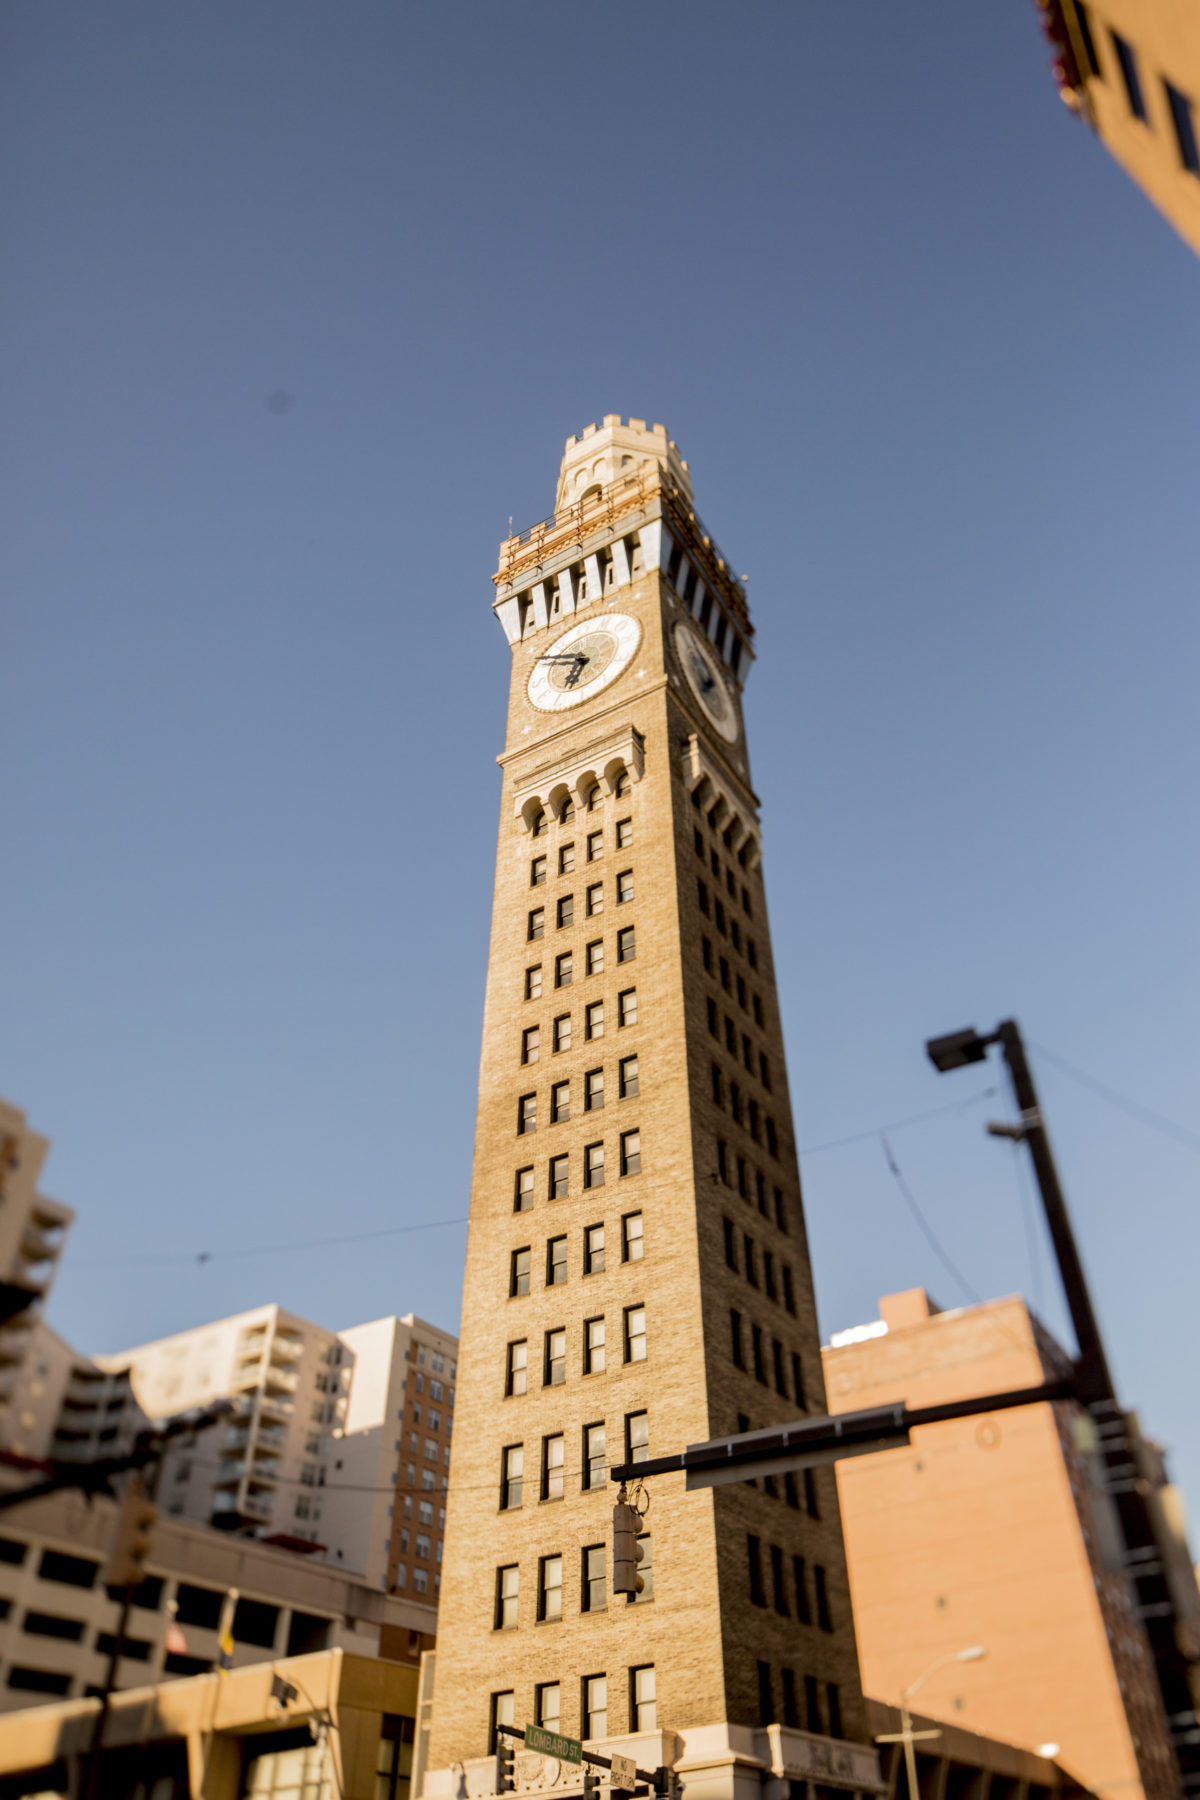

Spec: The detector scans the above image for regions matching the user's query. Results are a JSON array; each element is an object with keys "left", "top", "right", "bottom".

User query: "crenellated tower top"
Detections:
[{"left": 555, "top": 415, "right": 693, "bottom": 511}]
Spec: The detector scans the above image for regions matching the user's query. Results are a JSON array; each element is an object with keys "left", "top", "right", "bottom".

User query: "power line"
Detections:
[
  {"left": 879, "top": 1132, "right": 983, "bottom": 1307},
  {"left": 72, "top": 1216, "right": 471, "bottom": 1270},
  {"left": 1030, "top": 1041, "right": 1200, "bottom": 1155},
  {"left": 799, "top": 1087, "right": 998, "bottom": 1157}
]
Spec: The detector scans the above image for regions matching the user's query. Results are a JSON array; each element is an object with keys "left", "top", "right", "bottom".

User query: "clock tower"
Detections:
[{"left": 424, "top": 419, "right": 879, "bottom": 1800}]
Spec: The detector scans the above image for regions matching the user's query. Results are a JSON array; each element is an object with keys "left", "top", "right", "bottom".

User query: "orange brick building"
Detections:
[{"left": 823, "top": 1289, "right": 1182, "bottom": 1800}]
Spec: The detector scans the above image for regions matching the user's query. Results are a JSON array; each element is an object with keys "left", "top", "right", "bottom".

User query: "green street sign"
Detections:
[{"left": 524, "top": 1724, "right": 583, "bottom": 1765}]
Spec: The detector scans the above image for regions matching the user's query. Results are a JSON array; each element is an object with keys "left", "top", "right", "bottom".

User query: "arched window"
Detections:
[
  {"left": 584, "top": 784, "right": 600, "bottom": 812},
  {"left": 560, "top": 796, "right": 576, "bottom": 823},
  {"left": 615, "top": 770, "right": 631, "bottom": 798},
  {"left": 532, "top": 811, "right": 548, "bottom": 838}
]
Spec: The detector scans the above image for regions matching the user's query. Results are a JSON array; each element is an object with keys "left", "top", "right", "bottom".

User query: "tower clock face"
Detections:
[
  {"left": 527, "top": 613, "right": 642, "bottom": 712},
  {"left": 673, "top": 621, "right": 739, "bottom": 742}
]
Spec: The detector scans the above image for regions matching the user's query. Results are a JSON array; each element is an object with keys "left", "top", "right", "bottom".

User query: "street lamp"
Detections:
[{"left": 877, "top": 1647, "right": 987, "bottom": 1800}]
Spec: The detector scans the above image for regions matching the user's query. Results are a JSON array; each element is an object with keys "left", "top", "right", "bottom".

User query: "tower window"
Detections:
[
  {"left": 617, "top": 988, "right": 637, "bottom": 1027},
  {"left": 549, "top": 1155, "right": 568, "bottom": 1200},
  {"left": 763, "top": 1252, "right": 777, "bottom": 1302},
  {"left": 506, "top": 1340, "right": 527, "bottom": 1396},
  {"left": 752, "top": 1325, "right": 766, "bottom": 1384},
  {"left": 747, "top": 1534, "right": 765, "bottom": 1607},
  {"left": 616, "top": 926, "right": 636, "bottom": 963},
  {"left": 586, "top": 939, "right": 604, "bottom": 975},
  {"left": 616, "top": 818, "right": 633, "bottom": 849},
  {"left": 620, "top": 1131, "right": 641, "bottom": 1176},
  {"left": 760, "top": 1053, "right": 771, "bottom": 1091},
  {"left": 711, "top": 1064, "right": 723, "bottom": 1107},
  {"left": 531, "top": 856, "right": 547, "bottom": 887},
  {"left": 553, "top": 1014, "right": 572, "bottom": 1052},
  {"left": 587, "top": 829, "right": 604, "bottom": 861},
  {"left": 793, "top": 1555, "right": 811, "bottom": 1622},
  {"left": 584, "top": 1144, "right": 605, "bottom": 1189},
  {"left": 494, "top": 1564, "right": 518, "bottom": 1629},
  {"left": 490, "top": 1691, "right": 515, "bottom": 1753},
  {"left": 584, "top": 1223, "right": 605, "bottom": 1275},
  {"left": 730, "top": 1309, "right": 744, "bottom": 1369},
  {"left": 698, "top": 880, "right": 709, "bottom": 916},
  {"left": 584, "top": 1316, "right": 606, "bottom": 1374},
  {"left": 720, "top": 958, "right": 731, "bottom": 993},
  {"left": 586, "top": 882, "right": 603, "bottom": 917},
  {"left": 726, "top": 868, "right": 736, "bottom": 898},
  {"left": 782, "top": 1266, "right": 795, "bottom": 1314},
  {"left": 532, "top": 807, "right": 547, "bottom": 836},
  {"left": 694, "top": 827, "right": 704, "bottom": 857},
  {"left": 757, "top": 1662, "right": 773, "bottom": 1728},
  {"left": 500, "top": 1444, "right": 523, "bottom": 1510},
  {"left": 710, "top": 850, "right": 720, "bottom": 877},
  {"left": 805, "top": 1468, "right": 820, "bottom": 1519},
  {"left": 775, "top": 1187, "right": 788, "bottom": 1232},
  {"left": 792, "top": 1351, "right": 806, "bottom": 1409},
  {"left": 630, "top": 1665, "right": 657, "bottom": 1731},
  {"left": 560, "top": 796, "right": 576, "bottom": 822},
  {"left": 713, "top": 618, "right": 728, "bottom": 655},
  {"left": 748, "top": 939, "right": 758, "bottom": 969},
  {"left": 1072, "top": 0, "right": 1101, "bottom": 76},
  {"left": 528, "top": 909, "right": 545, "bottom": 941},
  {"left": 772, "top": 1339, "right": 787, "bottom": 1397},
  {"left": 546, "top": 1237, "right": 567, "bottom": 1286},
  {"left": 555, "top": 952, "right": 573, "bottom": 988},
  {"left": 583, "top": 1422, "right": 606, "bottom": 1490},
  {"left": 521, "top": 1026, "right": 540, "bottom": 1065},
  {"left": 559, "top": 842, "right": 575, "bottom": 875},
  {"left": 550, "top": 1081, "right": 570, "bottom": 1124},
  {"left": 621, "top": 1211, "right": 644, "bottom": 1262},
  {"left": 538, "top": 1557, "right": 563, "bottom": 1623},
  {"left": 805, "top": 1676, "right": 821, "bottom": 1733},
  {"left": 514, "top": 1168, "right": 534, "bottom": 1213},
  {"left": 510, "top": 1249, "right": 531, "bottom": 1297},
  {"left": 616, "top": 870, "right": 634, "bottom": 904},
  {"left": 583, "top": 1670, "right": 608, "bottom": 1737},
  {"left": 586, "top": 784, "right": 602, "bottom": 811},
  {"left": 782, "top": 1668, "right": 798, "bottom": 1730},
  {"left": 586, "top": 1000, "right": 605, "bottom": 1039},
  {"left": 717, "top": 1139, "right": 729, "bottom": 1184},
  {"left": 625, "top": 1411, "right": 649, "bottom": 1465},
  {"left": 624, "top": 1305, "right": 647, "bottom": 1363},
  {"left": 585, "top": 1069, "right": 605, "bottom": 1112},
  {"left": 619, "top": 1055, "right": 639, "bottom": 1098},
  {"left": 742, "top": 885, "right": 752, "bottom": 917},
  {"left": 743, "top": 1234, "right": 757, "bottom": 1284},
  {"left": 748, "top": 1100, "right": 760, "bottom": 1141},
  {"left": 525, "top": 965, "right": 542, "bottom": 1000},
  {"left": 557, "top": 895, "right": 574, "bottom": 930},
  {"left": 702, "top": 936, "right": 713, "bottom": 972},
  {"left": 542, "top": 1434, "right": 565, "bottom": 1501},
  {"left": 815, "top": 1564, "right": 833, "bottom": 1631},
  {"left": 581, "top": 1545, "right": 607, "bottom": 1614},
  {"left": 707, "top": 998, "right": 718, "bottom": 1038},
  {"left": 730, "top": 1082, "right": 742, "bottom": 1124},
  {"left": 827, "top": 1683, "right": 843, "bottom": 1738},
  {"left": 723, "top": 1218, "right": 738, "bottom": 1271},
  {"left": 517, "top": 1094, "right": 537, "bottom": 1135},
  {"left": 1112, "top": 31, "right": 1146, "bottom": 119},
  {"left": 614, "top": 770, "right": 631, "bottom": 797},
  {"left": 742, "top": 1035, "right": 753, "bottom": 1073},
  {"left": 715, "top": 900, "right": 726, "bottom": 935},
  {"left": 1166, "top": 81, "right": 1200, "bottom": 173},
  {"left": 544, "top": 1329, "right": 566, "bottom": 1387},
  {"left": 766, "top": 1118, "right": 778, "bottom": 1157}
]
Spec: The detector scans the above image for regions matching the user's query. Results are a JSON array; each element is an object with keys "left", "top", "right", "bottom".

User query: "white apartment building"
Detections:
[{"left": 0, "top": 1101, "right": 74, "bottom": 1459}]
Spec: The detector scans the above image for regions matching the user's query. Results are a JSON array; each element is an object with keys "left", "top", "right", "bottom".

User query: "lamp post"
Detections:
[{"left": 876, "top": 1647, "right": 987, "bottom": 1800}]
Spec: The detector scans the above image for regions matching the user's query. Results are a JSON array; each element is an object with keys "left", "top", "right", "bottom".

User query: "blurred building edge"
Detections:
[
  {"left": 0, "top": 1486, "right": 434, "bottom": 1715},
  {"left": 1038, "top": 0, "right": 1200, "bottom": 259},
  {"left": 0, "top": 1100, "right": 74, "bottom": 1460},
  {"left": 825, "top": 1289, "right": 1200, "bottom": 1800},
  {"left": 0, "top": 1645, "right": 417, "bottom": 1799}
]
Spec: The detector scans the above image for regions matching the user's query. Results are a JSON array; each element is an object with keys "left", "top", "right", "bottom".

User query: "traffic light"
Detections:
[
  {"left": 495, "top": 1731, "right": 516, "bottom": 1795},
  {"left": 612, "top": 1501, "right": 644, "bottom": 1595},
  {"left": 105, "top": 1474, "right": 158, "bottom": 1589},
  {"left": 583, "top": 1768, "right": 600, "bottom": 1800}
]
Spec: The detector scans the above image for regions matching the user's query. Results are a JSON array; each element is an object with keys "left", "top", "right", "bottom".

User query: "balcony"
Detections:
[
  {"left": 214, "top": 1459, "right": 247, "bottom": 1490},
  {"left": 269, "top": 1334, "right": 302, "bottom": 1363},
  {"left": 260, "top": 1365, "right": 298, "bottom": 1395},
  {"left": 241, "top": 1491, "right": 273, "bottom": 1521}
]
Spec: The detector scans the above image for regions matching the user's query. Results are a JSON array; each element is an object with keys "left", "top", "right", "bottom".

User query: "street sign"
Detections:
[
  {"left": 610, "top": 1755, "right": 638, "bottom": 1789},
  {"left": 525, "top": 1724, "right": 583, "bottom": 1765}
]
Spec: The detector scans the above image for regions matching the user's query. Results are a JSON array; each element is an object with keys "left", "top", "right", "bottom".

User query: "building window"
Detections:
[
  {"left": 584, "top": 1143, "right": 605, "bottom": 1188},
  {"left": 759, "top": 1053, "right": 771, "bottom": 1091},
  {"left": 748, "top": 1100, "right": 760, "bottom": 1141},
  {"left": 583, "top": 1673, "right": 608, "bottom": 1739},
  {"left": 766, "top": 1117, "right": 778, "bottom": 1157},
  {"left": 582, "top": 1544, "right": 607, "bottom": 1613},
  {"left": 805, "top": 1675, "right": 822, "bottom": 1733},
  {"left": 624, "top": 1305, "right": 647, "bottom": 1363},
  {"left": 547, "top": 1236, "right": 567, "bottom": 1286},
  {"left": 495, "top": 1565, "right": 518, "bottom": 1629},
  {"left": 771, "top": 1543, "right": 789, "bottom": 1615},
  {"left": 529, "top": 908, "right": 545, "bottom": 941},
  {"left": 583, "top": 939, "right": 603, "bottom": 977},
  {"left": 587, "top": 829, "right": 604, "bottom": 861},
  {"left": 781, "top": 1668, "right": 798, "bottom": 1730},
  {"left": 559, "top": 843, "right": 575, "bottom": 875},
  {"left": 757, "top": 1661, "right": 773, "bottom": 1728},
  {"left": 622, "top": 1211, "right": 644, "bottom": 1261},
  {"left": 585, "top": 1068, "right": 605, "bottom": 1112},
  {"left": 725, "top": 1017, "right": 736, "bottom": 1056},
  {"left": 774, "top": 1188, "right": 787, "bottom": 1232},
  {"left": 617, "top": 926, "right": 636, "bottom": 963},
  {"left": 792, "top": 1351, "right": 806, "bottom": 1407},
  {"left": 538, "top": 1555, "right": 563, "bottom": 1622},
  {"left": 747, "top": 1534, "right": 766, "bottom": 1606},
  {"left": 711, "top": 1064, "right": 723, "bottom": 1107},
  {"left": 557, "top": 895, "right": 574, "bottom": 930},
  {"left": 500, "top": 1445, "right": 523, "bottom": 1510},
  {"left": 586, "top": 1000, "right": 605, "bottom": 1039},
  {"left": 506, "top": 1340, "right": 527, "bottom": 1396},
  {"left": 620, "top": 1130, "right": 641, "bottom": 1176},
  {"left": 701, "top": 936, "right": 713, "bottom": 972},
  {"left": 1112, "top": 30, "right": 1146, "bottom": 119},
  {"left": 1071, "top": 0, "right": 1101, "bottom": 76},
  {"left": 490, "top": 1692, "right": 515, "bottom": 1754},
  {"left": 793, "top": 1555, "right": 811, "bottom": 1622},
  {"left": 763, "top": 1251, "right": 776, "bottom": 1302},
  {"left": 616, "top": 817, "right": 633, "bottom": 849},
  {"left": 772, "top": 1339, "right": 787, "bottom": 1397},
  {"left": 752, "top": 1324, "right": 766, "bottom": 1384},
  {"left": 743, "top": 1235, "right": 757, "bottom": 1286},
  {"left": 752, "top": 993, "right": 763, "bottom": 1026},
  {"left": 548, "top": 1155, "right": 568, "bottom": 1200},
  {"left": 618, "top": 988, "right": 637, "bottom": 1027},
  {"left": 550, "top": 1081, "right": 570, "bottom": 1124},
  {"left": 584, "top": 1421, "right": 607, "bottom": 1489},
  {"left": 544, "top": 1329, "right": 566, "bottom": 1387},
  {"left": 616, "top": 870, "right": 634, "bottom": 905},
  {"left": 525, "top": 965, "right": 542, "bottom": 1000},
  {"left": 723, "top": 1218, "right": 738, "bottom": 1271},
  {"left": 719, "top": 958, "right": 731, "bottom": 995},
  {"left": 707, "top": 997, "right": 718, "bottom": 1037},
  {"left": 514, "top": 1168, "right": 534, "bottom": 1213},
  {"left": 815, "top": 1564, "right": 832, "bottom": 1631},
  {"left": 586, "top": 882, "right": 604, "bottom": 918},
  {"left": 1166, "top": 80, "right": 1200, "bottom": 173},
  {"left": 518, "top": 1094, "right": 537, "bottom": 1135},
  {"left": 730, "top": 1309, "right": 744, "bottom": 1369},
  {"left": 522, "top": 1026, "right": 540, "bottom": 1065},
  {"left": 630, "top": 1665, "right": 657, "bottom": 1731},
  {"left": 555, "top": 951, "right": 573, "bottom": 988},
  {"left": 805, "top": 1467, "right": 820, "bottom": 1518},
  {"left": 561, "top": 795, "right": 576, "bottom": 821},
  {"left": 715, "top": 899, "right": 726, "bottom": 935},
  {"left": 614, "top": 770, "right": 631, "bottom": 797},
  {"left": 827, "top": 1683, "right": 843, "bottom": 1737},
  {"left": 717, "top": 1139, "right": 729, "bottom": 1184},
  {"left": 542, "top": 1434, "right": 565, "bottom": 1501},
  {"left": 618, "top": 1055, "right": 639, "bottom": 1098},
  {"left": 511, "top": 1249, "right": 531, "bottom": 1298},
  {"left": 537, "top": 1681, "right": 562, "bottom": 1731},
  {"left": 584, "top": 1316, "right": 606, "bottom": 1374},
  {"left": 625, "top": 1411, "right": 649, "bottom": 1465},
  {"left": 782, "top": 1266, "right": 795, "bottom": 1314},
  {"left": 730, "top": 1082, "right": 742, "bottom": 1124},
  {"left": 586, "top": 783, "right": 602, "bottom": 811},
  {"left": 584, "top": 1224, "right": 605, "bottom": 1275},
  {"left": 531, "top": 856, "right": 547, "bottom": 887},
  {"left": 552, "top": 1014, "right": 572, "bottom": 1054},
  {"left": 698, "top": 879, "right": 710, "bottom": 916}
]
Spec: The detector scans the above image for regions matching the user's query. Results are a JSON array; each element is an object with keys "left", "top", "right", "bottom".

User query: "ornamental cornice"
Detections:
[{"left": 681, "top": 733, "right": 762, "bottom": 868}]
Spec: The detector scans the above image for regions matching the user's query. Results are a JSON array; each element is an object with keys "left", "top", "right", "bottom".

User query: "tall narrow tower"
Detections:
[{"left": 426, "top": 421, "right": 877, "bottom": 1800}]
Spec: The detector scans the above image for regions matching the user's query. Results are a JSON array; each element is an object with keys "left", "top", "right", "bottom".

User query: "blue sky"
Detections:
[{"left": 5, "top": 6, "right": 1199, "bottom": 1510}]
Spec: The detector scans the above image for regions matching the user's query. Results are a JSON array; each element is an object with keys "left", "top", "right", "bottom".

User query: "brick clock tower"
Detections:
[{"left": 425, "top": 420, "right": 880, "bottom": 1800}]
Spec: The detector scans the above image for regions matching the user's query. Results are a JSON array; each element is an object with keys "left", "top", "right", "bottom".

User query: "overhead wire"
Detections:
[
  {"left": 1029, "top": 1040, "right": 1200, "bottom": 1155},
  {"left": 878, "top": 1132, "right": 983, "bottom": 1308}
]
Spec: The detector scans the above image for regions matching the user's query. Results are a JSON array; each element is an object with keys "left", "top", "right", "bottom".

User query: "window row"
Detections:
[
  {"left": 722, "top": 1220, "right": 797, "bottom": 1313},
  {"left": 692, "top": 788, "right": 756, "bottom": 869},
  {"left": 729, "top": 1311, "right": 808, "bottom": 1408},
  {"left": 494, "top": 1538, "right": 653, "bottom": 1636},
  {"left": 697, "top": 875, "right": 752, "bottom": 932},
  {"left": 710, "top": 1064, "right": 778, "bottom": 1153},
  {"left": 755, "top": 1663, "right": 843, "bottom": 1737},
  {"left": 497, "top": 1412, "right": 650, "bottom": 1497},
  {"left": 530, "top": 771, "right": 633, "bottom": 837},
  {"left": 734, "top": 1413, "right": 821, "bottom": 1514},
  {"left": 530, "top": 819, "right": 633, "bottom": 884},
  {"left": 524, "top": 938, "right": 636, "bottom": 992},
  {"left": 506, "top": 1216, "right": 643, "bottom": 1320},
  {"left": 527, "top": 877, "right": 635, "bottom": 935},
  {"left": 703, "top": 938, "right": 764, "bottom": 1020},
  {"left": 715, "top": 1147, "right": 790, "bottom": 1232},
  {"left": 747, "top": 1537, "right": 834, "bottom": 1631},
  {"left": 517, "top": 1076, "right": 642, "bottom": 1140},
  {"left": 490, "top": 1664, "right": 656, "bottom": 1750},
  {"left": 501, "top": 1309, "right": 647, "bottom": 1412},
  {"left": 519, "top": 1027, "right": 640, "bottom": 1091},
  {"left": 1073, "top": 2, "right": 1200, "bottom": 175}
]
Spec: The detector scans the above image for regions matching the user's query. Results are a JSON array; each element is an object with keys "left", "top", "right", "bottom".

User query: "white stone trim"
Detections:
[
  {"left": 682, "top": 734, "right": 761, "bottom": 867},
  {"left": 513, "top": 727, "right": 646, "bottom": 828},
  {"left": 612, "top": 536, "right": 631, "bottom": 586}
]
